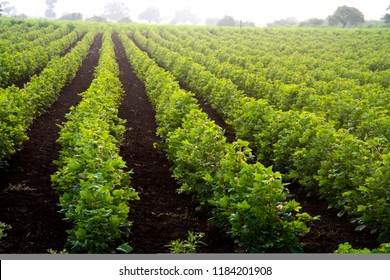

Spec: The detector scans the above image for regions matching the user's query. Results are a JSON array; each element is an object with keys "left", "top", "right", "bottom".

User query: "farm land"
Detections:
[{"left": 0, "top": 17, "right": 389, "bottom": 254}]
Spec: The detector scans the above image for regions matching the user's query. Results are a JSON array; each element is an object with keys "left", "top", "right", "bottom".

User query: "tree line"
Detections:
[
  {"left": 1, "top": 1, "right": 390, "bottom": 27},
  {"left": 268, "top": 5, "right": 390, "bottom": 28}
]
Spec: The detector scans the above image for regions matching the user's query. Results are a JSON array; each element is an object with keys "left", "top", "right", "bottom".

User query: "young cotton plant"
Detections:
[
  {"left": 208, "top": 142, "right": 313, "bottom": 253},
  {"left": 167, "top": 110, "right": 228, "bottom": 204},
  {"left": 167, "top": 110, "right": 313, "bottom": 252}
]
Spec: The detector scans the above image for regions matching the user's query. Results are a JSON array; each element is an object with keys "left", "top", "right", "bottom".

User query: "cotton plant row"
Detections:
[{"left": 51, "top": 32, "right": 138, "bottom": 253}]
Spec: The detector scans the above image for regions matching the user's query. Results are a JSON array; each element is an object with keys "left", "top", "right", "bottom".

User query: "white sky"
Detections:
[{"left": 5, "top": 0, "right": 390, "bottom": 25}]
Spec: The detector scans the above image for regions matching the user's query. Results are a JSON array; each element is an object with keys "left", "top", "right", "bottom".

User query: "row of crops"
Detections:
[
  {"left": 51, "top": 32, "right": 139, "bottom": 253},
  {"left": 1, "top": 17, "right": 389, "bottom": 253}
]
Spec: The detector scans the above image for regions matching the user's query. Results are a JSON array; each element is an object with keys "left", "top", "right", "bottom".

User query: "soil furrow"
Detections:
[
  {"left": 0, "top": 34, "right": 102, "bottom": 253},
  {"left": 113, "top": 33, "right": 234, "bottom": 253}
]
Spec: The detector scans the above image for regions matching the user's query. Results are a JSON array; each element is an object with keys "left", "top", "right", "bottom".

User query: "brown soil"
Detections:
[
  {"left": 291, "top": 185, "right": 380, "bottom": 252},
  {"left": 0, "top": 34, "right": 102, "bottom": 253}
]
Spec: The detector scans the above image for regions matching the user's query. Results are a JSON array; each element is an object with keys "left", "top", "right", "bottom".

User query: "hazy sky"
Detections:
[{"left": 5, "top": 0, "right": 390, "bottom": 25}]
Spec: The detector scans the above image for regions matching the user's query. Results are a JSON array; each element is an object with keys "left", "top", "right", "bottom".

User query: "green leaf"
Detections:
[
  {"left": 357, "top": 205, "right": 367, "bottom": 212},
  {"left": 68, "top": 159, "right": 81, "bottom": 171},
  {"left": 236, "top": 200, "right": 251, "bottom": 210},
  {"left": 116, "top": 243, "right": 133, "bottom": 253},
  {"left": 75, "top": 228, "right": 86, "bottom": 239},
  {"left": 203, "top": 173, "right": 213, "bottom": 183}
]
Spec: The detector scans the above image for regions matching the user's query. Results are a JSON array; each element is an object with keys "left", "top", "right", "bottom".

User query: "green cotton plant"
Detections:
[
  {"left": 357, "top": 110, "right": 390, "bottom": 141},
  {"left": 168, "top": 231, "right": 206, "bottom": 254},
  {"left": 0, "top": 23, "right": 84, "bottom": 88},
  {"left": 60, "top": 173, "right": 135, "bottom": 253},
  {"left": 0, "top": 87, "right": 28, "bottom": 165},
  {"left": 335, "top": 242, "right": 390, "bottom": 254},
  {"left": 52, "top": 111, "right": 138, "bottom": 253},
  {"left": 343, "top": 151, "right": 390, "bottom": 242},
  {"left": 166, "top": 110, "right": 314, "bottom": 252},
  {"left": 0, "top": 221, "right": 11, "bottom": 241},
  {"left": 167, "top": 109, "right": 227, "bottom": 203},
  {"left": 143, "top": 66, "right": 199, "bottom": 143},
  {"left": 208, "top": 140, "right": 313, "bottom": 253},
  {"left": 316, "top": 134, "right": 385, "bottom": 209},
  {"left": 229, "top": 98, "right": 274, "bottom": 156}
]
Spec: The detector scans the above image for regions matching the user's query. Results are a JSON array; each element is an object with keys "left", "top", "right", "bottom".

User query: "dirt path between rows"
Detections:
[
  {"left": 113, "top": 34, "right": 235, "bottom": 253},
  {"left": 0, "top": 34, "right": 102, "bottom": 253}
]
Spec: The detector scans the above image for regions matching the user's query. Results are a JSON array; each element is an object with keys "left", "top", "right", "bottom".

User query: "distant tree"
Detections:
[
  {"left": 59, "top": 13, "right": 83, "bottom": 21},
  {"left": 138, "top": 7, "right": 162, "bottom": 23},
  {"left": 45, "top": 0, "right": 57, "bottom": 19},
  {"left": 103, "top": 1, "right": 129, "bottom": 21},
  {"left": 242, "top": 21, "right": 256, "bottom": 27},
  {"left": 15, "top": 13, "right": 28, "bottom": 19},
  {"left": 299, "top": 18, "right": 325, "bottom": 27},
  {"left": 328, "top": 5, "right": 365, "bottom": 27},
  {"left": 382, "top": 5, "right": 390, "bottom": 23},
  {"left": 171, "top": 8, "right": 198, "bottom": 25},
  {"left": 118, "top": 16, "right": 133, "bottom": 23},
  {"left": 0, "top": 1, "right": 8, "bottom": 16},
  {"left": 217, "top": 15, "right": 236, "bottom": 26},
  {"left": 267, "top": 17, "right": 298, "bottom": 27},
  {"left": 3, "top": 6, "right": 17, "bottom": 17},
  {"left": 85, "top": 15, "right": 107, "bottom": 22}
]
